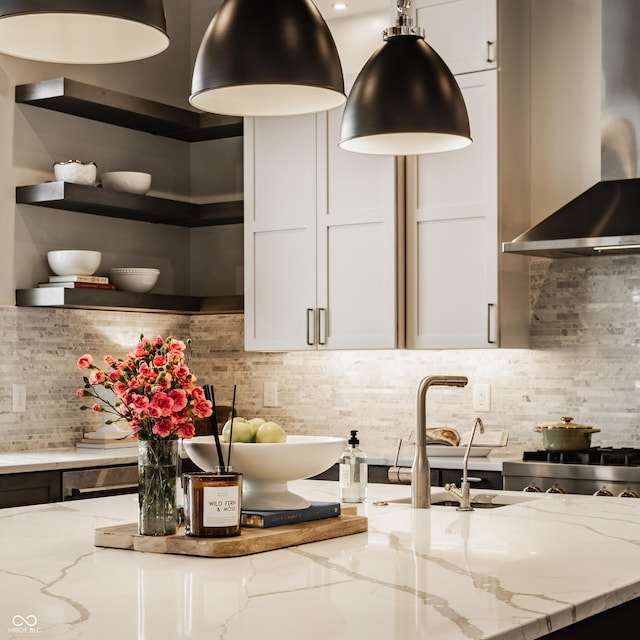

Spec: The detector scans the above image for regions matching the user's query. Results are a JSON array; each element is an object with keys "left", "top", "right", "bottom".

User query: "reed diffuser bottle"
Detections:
[{"left": 339, "top": 430, "right": 367, "bottom": 503}]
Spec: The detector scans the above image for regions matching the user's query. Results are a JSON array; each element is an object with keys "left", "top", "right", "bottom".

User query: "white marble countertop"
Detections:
[
  {"left": 0, "top": 447, "right": 137, "bottom": 474},
  {"left": 1, "top": 480, "right": 639, "bottom": 639}
]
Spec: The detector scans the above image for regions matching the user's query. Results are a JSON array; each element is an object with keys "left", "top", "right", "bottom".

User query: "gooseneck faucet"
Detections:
[
  {"left": 445, "top": 417, "right": 485, "bottom": 511},
  {"left": 412, "top": 375, "right": 469, "bottom": 509}
]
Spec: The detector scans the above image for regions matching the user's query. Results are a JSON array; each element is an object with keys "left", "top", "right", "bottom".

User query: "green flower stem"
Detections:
[{"left": 138, "top": 439, "right": 178, "bottom": 536}]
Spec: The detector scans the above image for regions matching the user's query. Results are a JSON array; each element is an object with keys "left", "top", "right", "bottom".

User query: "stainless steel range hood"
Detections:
[
  {"left": 503, "top": 1, "right": 640, "bottom": 258},
  {"left": 503, "top": 178, "right": 640, "bottom": 258}
]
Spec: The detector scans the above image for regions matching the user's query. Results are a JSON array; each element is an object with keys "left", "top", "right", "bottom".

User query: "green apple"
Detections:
[
  {"left": 247, "top": 417, "right": 266, "bottom": 437},
  {"left": 221, "top": 417, "right": 254, "bottom": 443},
  {"left": 256, "top": 421, "right": 287, "bottom": 443}
]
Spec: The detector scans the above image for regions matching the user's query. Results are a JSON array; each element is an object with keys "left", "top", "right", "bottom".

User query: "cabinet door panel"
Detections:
[
  {"left": 415, "top": 71, "right": 496, "bottom": 219},
  {"left": 415, "top": 217, "right": 490, "bottom": 346},
  {"left": 251, "top": 114, "right": 317, "bottom": 225},
  {"left": 416, "top": 0, "right": 497, "bottom": 75},
  {"left": 244, "top": 116, "right": 317, "bottom": 351},
  {"left": 248, "top": 228, "right": 316, "bottom": 349},
  {"left": 326, "top": 120, "right": 393, "bottom": 218},
  {"left": 407, "top": 70, "right": 498, "bottom": 349},
  {"left": 317, "top": 108, "right": 397, "bottom": 349},
  {"left": 323, "top": 221, "right": 394, "bottom": 349}
]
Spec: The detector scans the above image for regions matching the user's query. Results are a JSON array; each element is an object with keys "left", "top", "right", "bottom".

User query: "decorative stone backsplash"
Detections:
[{"left": 1, "top": 255, "right": 639, "bottom": 460}]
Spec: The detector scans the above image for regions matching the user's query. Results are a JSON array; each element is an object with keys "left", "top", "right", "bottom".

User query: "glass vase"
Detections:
[{"left": 138, "top": 438, "right": 179, "bottom": 536}]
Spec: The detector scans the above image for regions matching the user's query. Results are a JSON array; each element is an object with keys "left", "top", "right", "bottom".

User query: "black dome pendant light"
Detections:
[
  {"left": 0, "top": 0, "right": 169, "bottom": 64},
  {"left": 190, "top": 0, "right": 346, "bottom": 117},
  {"left": 339, "top": 0, "right": 471, "bottom": 156}
]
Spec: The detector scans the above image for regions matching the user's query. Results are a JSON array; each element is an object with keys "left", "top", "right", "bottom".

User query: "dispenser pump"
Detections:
[{"left": 339, "top": 429, "right": 368, "bottom": 503}]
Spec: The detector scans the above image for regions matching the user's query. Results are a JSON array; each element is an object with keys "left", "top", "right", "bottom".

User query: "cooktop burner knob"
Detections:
[
  {"left": 618, "top": 488, "right": 640, "bottom": 498},
  {"left": 593, "top": 487, "right": 614, "bottom": 497},
  {"left": 545, "top": 484, "right": 566, "bottom": 494},
  {"left": 523, "top": 482, "right": 543, "bottom": 493}
]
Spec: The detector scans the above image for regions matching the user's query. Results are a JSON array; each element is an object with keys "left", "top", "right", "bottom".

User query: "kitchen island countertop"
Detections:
[{"left": 1, "top": 480, "right": 639, "bottom": 639}]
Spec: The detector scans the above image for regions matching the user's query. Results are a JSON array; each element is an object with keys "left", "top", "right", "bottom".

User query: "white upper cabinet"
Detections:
[
  {"left": 416, "top": 0, "right": 497, "bottom": 75},
  {"left": 244, "top": 115, "right": 318, "bottom": 351},
  {"left": 406, "top": 0, "right": 530, "bottom": 349},
  {"left": 244, "top": 107, "right": 398, "bottom": 352},
  {"left": 317, "top": 108, "right": 398, "bottom": 350},
  {"left": 406, "top": 70, "right": 498, "bottom": 348}
]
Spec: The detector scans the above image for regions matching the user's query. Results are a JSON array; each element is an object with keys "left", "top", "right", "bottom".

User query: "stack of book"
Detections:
[
  {"left": 38, "top": 274, "right": 116, "bottom": 290},
  {"left": 240, "top": 501, "right": 341, "bottom": 528}
]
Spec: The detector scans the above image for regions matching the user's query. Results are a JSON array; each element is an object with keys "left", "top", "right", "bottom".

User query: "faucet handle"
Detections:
[
  {"left": 393, "top": 438, "right": 403, "bottom": 466},
  {"left": 444, "top": 482, "right": 464, "bottom": 502}
]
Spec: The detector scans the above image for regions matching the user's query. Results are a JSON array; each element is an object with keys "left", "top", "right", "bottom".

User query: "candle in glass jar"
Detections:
[{"left": 184, "top": 471, "right": 242, "bottom": 537}]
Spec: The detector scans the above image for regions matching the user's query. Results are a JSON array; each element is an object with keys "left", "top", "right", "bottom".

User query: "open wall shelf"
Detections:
[
  {"left": 15, "top": 78, "right": 244, "bottom": 314},
  {"left": 16, "top": 77, "right": 243, "bottom": 141},
  {"left": 16, "top": 289, "right": 243, "bottom": 315},
  {"left": 17, "top": 182, "right": 244, "bottom": 228}
]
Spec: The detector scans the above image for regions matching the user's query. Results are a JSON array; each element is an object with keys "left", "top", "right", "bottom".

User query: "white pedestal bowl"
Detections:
[{"left": 183, "top": 435, "right": 346, "bottom": 510}]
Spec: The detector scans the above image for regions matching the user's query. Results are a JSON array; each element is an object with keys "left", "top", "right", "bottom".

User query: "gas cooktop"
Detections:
[
  {"left": 522, "top": 447, "right": 640, "bottom": 466},
  {"left": 504, "top": 448, "right": 640, "bottom": 496}
]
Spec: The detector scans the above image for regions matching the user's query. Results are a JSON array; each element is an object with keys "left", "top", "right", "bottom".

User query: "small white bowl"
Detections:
[
  {"left": 101, "top": 171, "right": 151, "bottom": 195},
  {"left": 109, "top": 268, "right": 160, "bottom": 293},
  {"left": 47, "top": 250, "right": 101, "bottom": 276},
  {"left": 53, "top": 160, "right": 97, "bottom": 185}
]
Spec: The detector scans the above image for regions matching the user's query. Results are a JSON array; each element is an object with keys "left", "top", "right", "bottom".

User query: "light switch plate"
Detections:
[
  {"left": 472, "top": 383, "right": 491, "bottom": 412},
  {"left": 12, "top": 383, "right": 26, "bottom": 413},
  {"left": 263, "top": 381, "right": 278, "bottom": 408}
]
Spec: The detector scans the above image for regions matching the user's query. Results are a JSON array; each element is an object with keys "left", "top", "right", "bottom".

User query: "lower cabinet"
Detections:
[
  {"left": 0, "top": 470, "right": 61, "bottom": 508},
  {"left": 438, "top": 468, "right": 502, "bottom": 490},
  {"left": 313, "top": 463, "right": 502, "bottom": 491},
  {"left": 0, "top": 464, "right": 142, "bottom": 509}
]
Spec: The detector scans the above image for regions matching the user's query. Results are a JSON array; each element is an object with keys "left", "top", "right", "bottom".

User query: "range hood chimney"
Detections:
[{"left": 503, "top": 0, "right": 640, "bottom": 258}]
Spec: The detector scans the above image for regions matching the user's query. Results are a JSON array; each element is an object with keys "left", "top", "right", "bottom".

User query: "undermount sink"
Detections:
[
  {"left": 431, "top": 498, "right": 505, "bottom": 509},
  {"left": 388, "top": 491, "right": 540, "bottom": 508}
]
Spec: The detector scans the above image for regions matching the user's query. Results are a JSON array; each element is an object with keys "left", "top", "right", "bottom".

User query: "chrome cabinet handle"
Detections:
[
  {"left": 306, "top": 308, "right": 315, "bottom": 345},
  {"left": 318, "top": 308, "right": 327, "bottom": 345},
  {"left": 487, "top": 303, "right": 497, "bottom": 344},
  {"left": 486, "top": 40, "right": 496, "bottom": 63}
]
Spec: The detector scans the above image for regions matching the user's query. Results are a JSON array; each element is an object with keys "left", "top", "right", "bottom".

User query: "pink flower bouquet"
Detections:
[{"left": 77, "top": 335, "right": 212, "bottom": 440}]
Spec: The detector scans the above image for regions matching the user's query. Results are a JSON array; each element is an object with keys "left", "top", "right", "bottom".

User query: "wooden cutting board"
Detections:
[{"left": 95, "top": 513, "right": 367, "bottom": 558}]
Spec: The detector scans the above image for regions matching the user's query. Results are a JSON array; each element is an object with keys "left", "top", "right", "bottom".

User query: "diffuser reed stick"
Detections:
[
  {"left": 203, "top": 384, "right": 225, "bottom": 469},
  {"left": 227, "top": 384, "right": 237, "bottom": 470}
]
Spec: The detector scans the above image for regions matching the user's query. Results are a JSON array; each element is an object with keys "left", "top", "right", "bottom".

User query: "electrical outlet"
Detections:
[
  {"left": 473, "top": 383, "right": 491, "bottom": 412},
  {"left": 12, "top": 383, "right": 26, "bottom": 413},
  {"left": 263, "top": 380, "right": 278, "bottom": 408}
]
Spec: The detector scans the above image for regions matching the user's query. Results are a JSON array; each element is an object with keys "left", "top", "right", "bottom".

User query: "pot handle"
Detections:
[
  {"left": 533, "top": 426, "right": 542, "bottom": 433},
  {"left": 588, "top": 428, "right": 601, "bottom": 434}
]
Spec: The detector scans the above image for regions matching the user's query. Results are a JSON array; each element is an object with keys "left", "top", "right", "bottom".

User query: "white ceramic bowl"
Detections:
[
  {"left": 47, "top": 250, "right": 102, "bottom": 276},
  {"left": 109, "top": 267, "right": 160, "bottom": 293},
  {"left": 101, "top": 171, "right": 151, "bottom": 195},
  {"left": 53, "top": 160, "right": 97, "bottom": 185},
  {"left": 183, "top": 435, "right": 347, "bottom": 510}
]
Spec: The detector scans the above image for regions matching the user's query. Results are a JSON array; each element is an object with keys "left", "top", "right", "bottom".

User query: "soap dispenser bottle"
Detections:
[{"left": 339, "top": 430, "right": 368, "bottom": 503}]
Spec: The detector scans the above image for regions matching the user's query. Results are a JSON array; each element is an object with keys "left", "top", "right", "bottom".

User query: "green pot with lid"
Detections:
[{"left": 534, "top": 417, "right": 601, "bottom": 451}]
